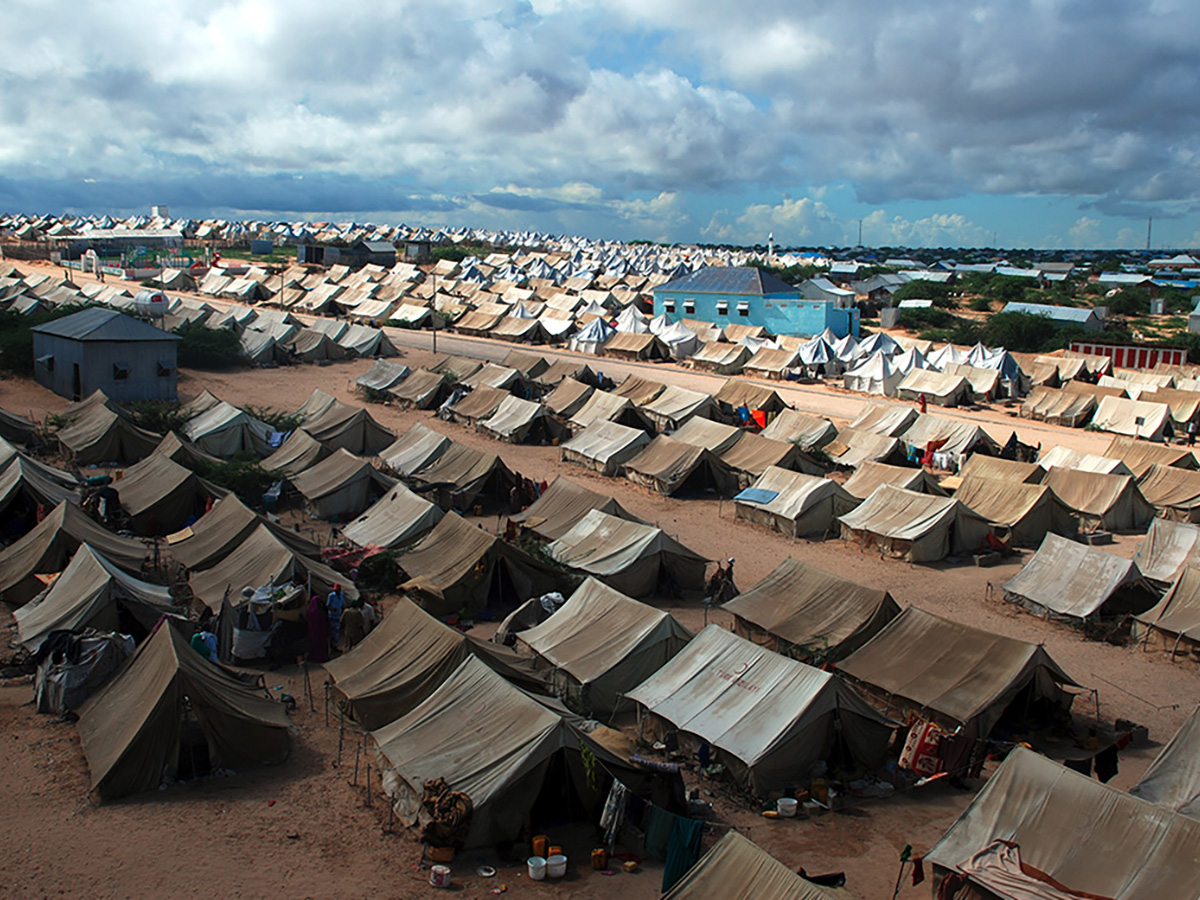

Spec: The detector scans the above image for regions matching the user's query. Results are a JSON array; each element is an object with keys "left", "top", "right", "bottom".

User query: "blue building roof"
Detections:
[
  {"left": 654, "top": 266, "right": 797, "bottom": 295},
  {"left": 1002, "top": 302, "right": 1098, "bottom": 323}
]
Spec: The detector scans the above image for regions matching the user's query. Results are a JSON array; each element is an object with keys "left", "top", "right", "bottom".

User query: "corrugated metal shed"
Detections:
[{"left": 31, "top": 308, "right": 180, "bottom": 342}]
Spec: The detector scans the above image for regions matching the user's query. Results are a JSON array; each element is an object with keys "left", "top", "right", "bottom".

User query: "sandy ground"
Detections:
[{"left": 0, "top": 263, "right": 1196, "bottom": 898}]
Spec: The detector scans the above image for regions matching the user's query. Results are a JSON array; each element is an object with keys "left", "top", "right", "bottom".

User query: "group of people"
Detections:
[{"left": 306, "top": 583, "right": 377, "bottom": 664}]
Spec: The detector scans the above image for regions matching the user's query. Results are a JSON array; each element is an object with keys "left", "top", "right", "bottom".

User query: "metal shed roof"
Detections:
[
  {"left": 31, "top": 308, "right": 180, "bottom": 342},
  {"left": 655, "top": 266, "right": 797, "bottom": 295}
]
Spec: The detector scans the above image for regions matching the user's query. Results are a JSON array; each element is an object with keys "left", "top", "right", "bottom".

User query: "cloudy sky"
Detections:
[{"left": 2, "top": 0, "right": 1198, "bottom": 248}]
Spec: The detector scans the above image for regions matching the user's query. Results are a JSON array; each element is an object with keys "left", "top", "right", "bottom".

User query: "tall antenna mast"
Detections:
[
  {"left": 1147, "top": 217, "right": 1152, "bottom": 251},
  {"left": 857, "top": 219, "right": 863, "bottom": 247}
]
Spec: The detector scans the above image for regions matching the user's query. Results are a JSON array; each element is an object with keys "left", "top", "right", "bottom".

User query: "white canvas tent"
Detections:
[
  {"left": 560, "top": 421, "right": 652, "bottom": 476},
  {"left": 184, "top": 401, "right": 273, "bottom": 458},
  {"left": 342, "top": 483, "right": 444, "bottom": 549},
  {"left": 627, "top": 625, "right": 894, "bottom": 794},
  {"left": 926, "top": 748, "right": 1200, "bottom": 899},
  {"left": 837, "top": 484, "right": 992, "bottom": 562},
  {"left": 1133, "top": 518, "right": 1200, "bottom": 587},
  {"left": 734, "top": 467, "right": 859, "bottom": 538},
  {"left": 1002, "top": 532, "right": 1156, "bottom": 620}
]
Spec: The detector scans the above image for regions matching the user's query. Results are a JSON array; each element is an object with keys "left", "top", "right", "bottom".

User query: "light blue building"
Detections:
[{"left": 652, "top": 267, "right": 859, "bottom": 338}]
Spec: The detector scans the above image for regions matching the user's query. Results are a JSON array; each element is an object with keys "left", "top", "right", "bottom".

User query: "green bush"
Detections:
[
  {"left": 176, "top": 323, "right": 244, "bottom": 370},
  {"left": 898, "top": 307, "right": 956, "bottom": 330},
  {"left": 127, "top": 400, "right": 188, "bottom": 434},
  {"left": 892, "top": 281, "right": 954, "bottom": 307},
  {"left": 192, "top": 454, "right": 275, "bottom": 505},
  {"left": 968, "top": 296, "right": 993, "bottom": 312},
  {"left": 1105, "top": 288, "right": 1151, "bottom": 317}
]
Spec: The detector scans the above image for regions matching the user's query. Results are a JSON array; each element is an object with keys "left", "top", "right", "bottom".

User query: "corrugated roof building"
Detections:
[
  {"left": 32, "top": 308, "right": 180, "bottom": 402},
  {"left": 653, "top": 266, "right": 858, "bottom": 338}
]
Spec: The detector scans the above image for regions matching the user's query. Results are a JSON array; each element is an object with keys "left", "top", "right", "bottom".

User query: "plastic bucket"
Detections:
[
  {"left": 429, "top": 865, "right": 452, "bottom": 888},
  {"left": 547, "top": 854, "right": 568, "bottom": 878},
  {"left": 777, "top": 798, "right": 798, "bottom": 818},
  {"left": 528, "top": 857, "right": 547, "bottom": 881}
]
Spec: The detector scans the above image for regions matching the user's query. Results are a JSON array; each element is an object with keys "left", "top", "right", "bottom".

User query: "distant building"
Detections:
[
  {"left": 297, "top": 239, "right": 396, "bottom": 268},
  {"left": 403, "top": 239, "right": 433, "bottom": 263},
  {"left": 652, "top": 267, "right": 859, "bottom": 338},
  {"left": 1002, "top": 302, "right": 1103, "bottom": 331},
  {"left": 51, "top": 228, "right": 184, "bottom": 260},
  {"left": 32, "top": 308, "right": 180, "bottom": 402}
]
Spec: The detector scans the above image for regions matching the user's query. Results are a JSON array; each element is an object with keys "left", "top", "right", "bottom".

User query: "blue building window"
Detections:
[
  {"left": 716, "top": 300, "right": 729, "bottom": 315},
  {"left": 683, "top": 299, "right": 695, "bottom": 314},
  {"left": 737, "top": 301, "right": 750, "bottom": 318},
  {"left": 663, "top": 299, "right": 675, "bottom": 313}
]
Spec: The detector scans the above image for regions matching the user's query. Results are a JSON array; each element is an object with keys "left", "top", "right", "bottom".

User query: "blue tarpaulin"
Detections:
[{"left": 733, "top": 488, "right": 779, "bottom": 504}]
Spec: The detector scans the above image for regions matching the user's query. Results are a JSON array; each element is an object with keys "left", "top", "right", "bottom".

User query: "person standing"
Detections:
[
  {"left": 307, "top": 591, "right": 330, "bottom": 664},
  {"left": 326, "top": 584, "right": 345, "bottom": 650},
  {"left": 918, "top": 392, "right": 928, "bottom": 415},
  {"left": 1189, "top": 419, "right": 1197, "bottom": 447}
]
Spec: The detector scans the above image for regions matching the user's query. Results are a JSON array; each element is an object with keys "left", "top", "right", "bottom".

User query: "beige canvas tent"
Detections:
[
  {"left": 837, "top": 607, "right": 1077, "bottom": 739},
  {"left": 640, "top": 386, "right": 721, "bottom": 432},
  {"left": 849, "top": 401, "right": 918, "bottom": 437},
  {"left": 823, "top": 428, "right": 905, "bottom": 469},
  {"left": 1130, "top": 704, "right": 1200, "bottom": 817},
  {"left": 1041, "top": 467, "right": 1155, "bottom": 532},
  {"left": 742, "top": 347, "right": 799, "bottom": 380},
  {"left": 1136, "top": 463, "right": 1200, "bottom": 521},
  {"left": 1133, "top": 518, "right": 1200, "bottom": 587},
  {"left": 1038, "top": 444, "right": 1132, "bottom": 476},
  {"left": 516, "top": 578, "right": 691, "bottom": 715},
  {"left": 14, "top": 543, "right": 176, "bottom": 651},
  {"left": 542, "top": 378, "right": 594, "bottom": 418},
  {"left": 567, "top": 389, "right": 654, "bottom": 433},
  {"left": 760, "top": 409, "right": 837, "bottom": 450},
  {"left": 394, "top": 512, "right": 565, "bottom": 615},
  {"left": 262, "top": 429, "right": 330, "bottom": 475},
  {"left": 837, "top": 484, "right": 992, "bottom": 562},
  {"left": 342, "top": 483, "right": 444, "bottom": 549},
  {"left": 546, "top": 509, "right": 707, "bottom": 598},
  {"left": 734, "top": 467, "right": 859, "bottom": 538},
  {"left": 289, "top": 448, "right": 395, "bottom": 519},
  {"left": 612, "top": 374, "right": 667, "bottom": 405},
  {"left": 560, "top": 421, "right": 652, "bottom": 476},
  {"left": 183, "top": 401, "right": 273, "bottom": 458},
  {"left": 603, "top": 330, "right": 670, "bottom": 361},
  {"left": 78, "top": 623, "right": 290, "bottom": 801},
  {"left": 691, "top": 341, "right": 751, "bottom": 374},
  {"left": 57, "top": 403, "right": 159, "bottom": 465},
  {"left": 725, "top": 557, "right": 899, "bottom": 663},
  {"left": 712, "top": 379, "right": 790, "bottom": 417},
  {"left": 842, "top": 461, "right": 946, "bottom": 500},
  {"left": 1091, "top": 394, "right": 1171, "bottom": 441},
  {"left": 378, "top": 422, "right": 451, "bottom": 478},
  {"left": 187, "top": 523, "right": 356, "bottom": 612},
  {"left": 952, "top": 475, "right": 1077, "bottom": 547},
  {"left": 623, "top": 435, "right": 737, "bottom": 496},
  {"left": 899, "top": 414, "right": 1001, "bottom": 456},
  {"left": 294, "top": 393, "right": 394, "bottom": 455},
  {"left": 445, "top": 385, "right": 509, "bottom": 426},
  {"left": 152, "top": 431, "right": 220, "bottom": 470},
  {"left": 1133, "top": 565, "right": 1200, "bottom": 656},
  {"left": 671, "top": 416, "right": 744, "bottom": 454},
  {"left": 167, "top": 494, "right": 319, "bottom": 571},
  {"left": 895, "top": 369, "right": 971, "bottom": 406},
  {"left": 479, "top": 396, "right": 563, "bottom": 443},
  {"left": 664, "top": 830, "right": 854, "bottom": 900},
  {"left": 0, "top": 501, "right": 148, "bottom": 605},
  {"left": 374, "top": 656, "right": 633, "bottom": 847},
  {"left": 325, "top": 597, "right": 546, "bottom": 730},
  {"left": 114, "top": 452, "right": 222, "bottom": 536},
  {"left": 409, "top": 442, "right": 517, "bottom": 511},
  {"left": 627, "top": 625, "right": 895, "bottom": 794},
  {"left": 1002, "top": 532, "right": 1156, "bottom": 621},
  {"left": 1106, "top": 434, "right": 1198, "bottom": 478},
  {"left": 926, "top": 748, "right": 1200, "bottom": 899},
  {"left": 954, "top": 454, "right": 1043, "bottom": 485},
  {"left": 0, "top": 451, "right": 80, "bottom": 524},
  {"left": 386, "top": 368, "right": 448, "bottom": 409},
  {"left": 510, "top": 476, "right": 640, "bottom": 540},
  {"left": 720, "top": 432, "right": 818, "bottom": 484},
  {"left": 355, "top": 359, "right": 411, "bottom": 394},
  {"left": 1020, "top": 385, "right": 1098, "bottom": 427}
]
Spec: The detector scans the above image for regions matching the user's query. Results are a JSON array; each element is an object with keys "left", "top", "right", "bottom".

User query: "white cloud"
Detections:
[{"left": 702, "top": 197, "right": 844, "bottom": 245}]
